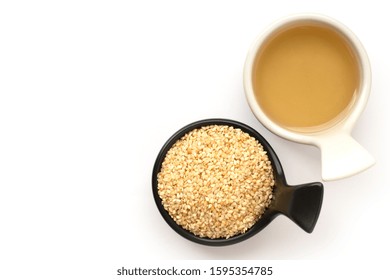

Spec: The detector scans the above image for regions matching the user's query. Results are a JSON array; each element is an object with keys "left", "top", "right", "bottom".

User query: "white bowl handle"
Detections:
[{"left": 318, "top": 133, "right": 375, "bottom": 181}]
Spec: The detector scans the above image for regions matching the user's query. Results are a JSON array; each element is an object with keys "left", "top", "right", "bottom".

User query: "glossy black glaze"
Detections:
[{"left": 152, "top": 119, "right": 323, "bottom": 246}]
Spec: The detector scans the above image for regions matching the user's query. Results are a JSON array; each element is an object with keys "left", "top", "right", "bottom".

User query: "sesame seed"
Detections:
[{"left": 157, "top": 125, "right": 275, "bottom": 239}]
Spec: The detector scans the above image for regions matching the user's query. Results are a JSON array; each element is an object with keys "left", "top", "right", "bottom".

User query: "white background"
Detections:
[{"left": 1, "top": 0, "right": 389, "bottom": 279}]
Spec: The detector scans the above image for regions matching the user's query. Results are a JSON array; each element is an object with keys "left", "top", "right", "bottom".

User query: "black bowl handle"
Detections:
[{"left": 272, "top": 181, "right": 323, "bottom": 233}]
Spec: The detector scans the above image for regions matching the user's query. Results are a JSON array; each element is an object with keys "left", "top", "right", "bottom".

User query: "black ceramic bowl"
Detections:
[{"left": 152, "top": 119, "right": 323, "bottom": 246}]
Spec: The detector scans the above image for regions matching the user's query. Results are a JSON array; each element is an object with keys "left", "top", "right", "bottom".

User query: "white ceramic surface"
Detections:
[{"left": 243, "top": 14, "right": 375, "bottom": 181}]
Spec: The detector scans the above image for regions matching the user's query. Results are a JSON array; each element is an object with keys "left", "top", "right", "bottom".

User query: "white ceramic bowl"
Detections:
[{"left": 244, "top": 14, "right": 375, "bottom": 181}]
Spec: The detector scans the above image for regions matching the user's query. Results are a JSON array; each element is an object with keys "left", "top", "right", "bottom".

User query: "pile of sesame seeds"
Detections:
[{"left": 157, "top": 125, "right": 275, "bottom": 239}]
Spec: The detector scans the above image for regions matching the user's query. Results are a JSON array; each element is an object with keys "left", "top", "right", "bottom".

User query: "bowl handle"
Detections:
[
  {"left": 318, "top": 133, "right": 375, "bottom": 181},
  {"left": 273, "top": 181, "right": 323, "bottom": 233}
]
